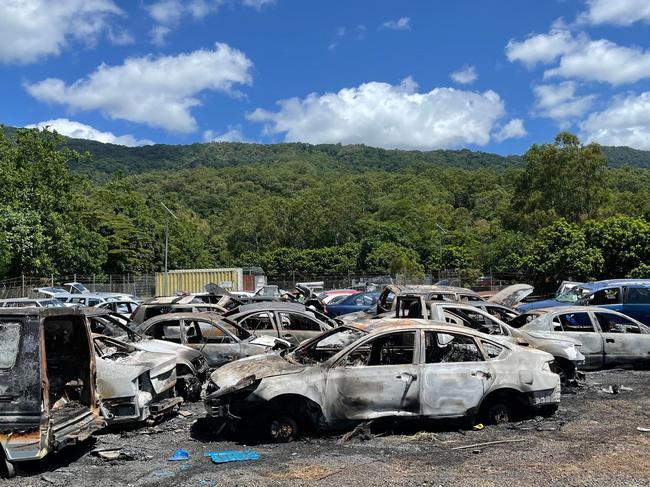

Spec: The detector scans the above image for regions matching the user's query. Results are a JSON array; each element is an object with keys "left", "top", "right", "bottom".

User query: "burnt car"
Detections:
[
  {"left": 225, "top": 303, "right": 335, "bottom": 346},
  {"left": 518, "top": 306, "right": 650, "bottom": 369},
  {"left": 86, "top": 310, "right": 208, "bottom": 401},
  {"left": 426, "top": 302, "right": 584, "bottom": 384},
  {"left": 93, "top": 335, "right": 182, "bottom": 425},
  {"left": 204, "top": 319, "right": 561, "bottom": 442},
  {"left": 136, "top": 312, "right": 287, "bottom": 368},
  {"left": 130, "top": 295, "right": 227, "bottom": 324},
  {"left": 0, "top": 308, "right": 105, "bottom": 477}
]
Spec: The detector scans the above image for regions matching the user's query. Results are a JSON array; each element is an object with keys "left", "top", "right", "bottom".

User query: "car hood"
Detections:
[
  {"left": 132, "top": 338, "right": 201, "bottom": 360},
  {"left": 488, "top": 284, "right": 534, "bottom": 308},
  {"left": 96, "top": 351, "right": 176, "bottom": 398},
  {"left": 209, "top": 352, "right": 304, "bottom": 390},
  {"left": 517, "top": 298, "right": 571, "bottom": 311}
]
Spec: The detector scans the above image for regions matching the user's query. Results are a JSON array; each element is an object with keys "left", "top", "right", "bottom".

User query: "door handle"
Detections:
[
  {"left": 471, "top": 370, "right": 492, "bottom": 379},
  {"left": 396, "top": 372, "right": 417, "bottom": 381},
  {"left": 606, "top": 338, "right": 615, "bottom": 343}
]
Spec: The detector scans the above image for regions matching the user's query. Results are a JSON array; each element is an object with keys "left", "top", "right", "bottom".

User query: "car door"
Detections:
[
  {"left": 275, "top": 311, "right": 327, "bottom": 345},
  {"left": 141, "top": 318, "right": 184, "bottom": 344},
  {"left": 236, "top": 312, "right": 279, "bottom": 339},
  {"left": 594, "top": 311, "right": 650, "bottom": 367},
  {"left": 621, "top": 286, "right": 650, "bottom": 325},
  {"left": 325, "top": 330, "right": 420, "bottom": 420},
  {"left": 183, "top": 319, "right": 242, "bottom": 368},
  {"left": 582, "top": 287, "right": 622, "bottom": 311},
  {"left": 419, "top": 330, "right": 494, "bottom": 417},
  {"left": 552, "top": 311, "right": 604, "bottom": 368}
]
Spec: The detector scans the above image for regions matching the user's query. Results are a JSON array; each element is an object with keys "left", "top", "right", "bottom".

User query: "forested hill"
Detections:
[
  {"left": 63, "top": 138, "right": 524, "bottom": 177},
  {"left": 64, "top": 137, "right": 650, "bottom": 177},
  {"left": 4, "top": 125, "right": 650, "bottom": 176}
]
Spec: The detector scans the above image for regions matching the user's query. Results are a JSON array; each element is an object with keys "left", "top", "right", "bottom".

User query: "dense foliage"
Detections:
[{"left": 1, "top": 127, "right": 649, "bottom": 288}]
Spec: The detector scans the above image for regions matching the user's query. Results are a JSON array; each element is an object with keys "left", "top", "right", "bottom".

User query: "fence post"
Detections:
[
  {"left": 92, "top": 274, "right": 96, "bottom": 292},
  {"left": 109, "top": 275, "right": 112, "bottom": 293},
  {"left": 51, "top": 274, "right": 54, "bottom": 287},
  {"left": 21, "top": 274, "right": 25, "bottom": 296}
]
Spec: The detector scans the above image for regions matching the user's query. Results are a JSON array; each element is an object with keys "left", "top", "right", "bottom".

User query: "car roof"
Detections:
[
  {"left": 347, "top": 317, "right": 508, "bottom": 340},
  {"left": 0, "top": 307, "right": 88, "bottom": 318},
  {"left": 140, "top": 311, "right": 227, "bottom": 325},
  {"left": 142, "top": 295, "right": 200, "bottom": 305},
  {"left": 578, "top": 279, "right": 650, "bottom": 291},
  {"left": 234, "top": 302, "right": 309, "bottom": 313},
  {"left": 523, "top": 305, "right": 620, "bottom": 315}
]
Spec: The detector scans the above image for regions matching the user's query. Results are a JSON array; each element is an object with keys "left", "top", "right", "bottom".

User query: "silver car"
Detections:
[
  {"left": 205, "top": 319, "right": 561, "bottom": 442},
  {"left": 518, "top": 306, "right": 650, "bottom": 369}
]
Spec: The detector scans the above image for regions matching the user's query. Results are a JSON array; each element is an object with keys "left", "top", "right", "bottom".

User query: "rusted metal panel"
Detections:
[{"left": 155, "top": 268, "right": 244, "bottom": 296}]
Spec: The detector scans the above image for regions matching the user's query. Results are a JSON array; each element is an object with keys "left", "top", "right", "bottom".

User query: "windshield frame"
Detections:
[{"left": 288, "top": 325, "right": 367, "bottom": 365}]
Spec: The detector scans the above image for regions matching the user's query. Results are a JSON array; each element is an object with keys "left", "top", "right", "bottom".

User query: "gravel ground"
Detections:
[{"left": 6, "top": 369, "right": 650, "bottom": 486}]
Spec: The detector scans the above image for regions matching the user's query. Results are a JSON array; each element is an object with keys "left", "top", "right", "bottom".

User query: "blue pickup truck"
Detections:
[{"left": 518, "top": 279, "right": 650, "bottom": 325}]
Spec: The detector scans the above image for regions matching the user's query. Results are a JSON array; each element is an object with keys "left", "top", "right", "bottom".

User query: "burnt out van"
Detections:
[{"left": 0, "top": 308, "right": 104, "bottom": 477}]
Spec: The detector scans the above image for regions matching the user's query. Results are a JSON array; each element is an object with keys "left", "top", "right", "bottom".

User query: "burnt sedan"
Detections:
[
  {"left": 136, "top": 312, "right": 286, "bottom": 368},
  {"left": 204, "top": 319, "right": 561, "bottom": 442}
]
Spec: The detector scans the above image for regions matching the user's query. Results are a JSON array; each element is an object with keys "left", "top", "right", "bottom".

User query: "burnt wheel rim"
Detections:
[
  {"left": 492, "top": 406, "right": 510, "bottom": 424},
  {"left": 269, "top": 418, "right": 296, "bottom": 440}
]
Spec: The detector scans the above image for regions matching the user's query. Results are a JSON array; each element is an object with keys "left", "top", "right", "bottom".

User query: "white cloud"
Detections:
[
  {"left": 579, "top": 0, "right": 650, "bottom": 26},
  {"left": 248, "top": 78, "right": 509, "bottom": 150},
  {"left": 494, "top": 119, "right": 527, "bottom": 142},
  {"left": 544, "top": 39, "right": 650, "bottom": 85},
  {"left": 505, "top": 27, "right": 577, "bottom": 67},
  {"left": 507, "top": 25, "right": 650, "bottom": 86},
  {"left": 203, "top": 125, "right": 246, "bottom": 142},
  {"left": 533, "top": 82, "right": 596, "bottom": 125},
  {"left": 241, "top": 0, "right": 275, "bottom": 10},
  {"left": 0, "top": 0, "right": 124, "bottom": 64},
  {"left": 145, "top": 0, "right": 274, "bottom": 43},
  {"left": 381, "top": 17, "right": 411, "bottom": 30},
  {"left": 26, "top": 119, "right": 153, "bottom": 146},
  {"left": 581, "top": 92, "right": 650, "bottom": 149},
  {"left": 25, "top": 43, "right": 253, "bottom": 133},
  {"left": 451, "top": 65, "right": 478, "bottom": 85}
]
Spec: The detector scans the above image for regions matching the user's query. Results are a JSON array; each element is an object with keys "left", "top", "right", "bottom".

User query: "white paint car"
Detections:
[{"left": 205, "top": 319, "right": 561, "bottom": 442}]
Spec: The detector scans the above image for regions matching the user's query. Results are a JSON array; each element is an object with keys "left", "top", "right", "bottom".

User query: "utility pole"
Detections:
[{"left": 161, "top": 202, "right": 177, "bottom": 295}]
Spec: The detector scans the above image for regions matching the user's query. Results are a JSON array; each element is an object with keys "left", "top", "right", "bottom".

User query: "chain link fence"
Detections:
[{"left": 0, "top": 269, "right": 531, "bottom": 300}]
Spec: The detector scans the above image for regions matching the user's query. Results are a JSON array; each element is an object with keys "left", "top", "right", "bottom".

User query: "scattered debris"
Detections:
[
  {"left": 637, "top": 427, "right": 650, "bottom": 433},
  {"left": 600, "top": 385, "right": 619, "bottom": 394},
  {"left": 451, "top": 439, "right": 526, "bottom": 450},
  {"left": 178, "top": 410, "right": 193, "bottom": 418},
  {"left": 472, "top": 423, "right": 484, "bottom": 431},
  {"left": 339, "top": 421, "right": 374, "bottom": 443},
  {"left": 205, "top": 450, "right": 260, "bottom": 464},
  {"left": 472, "top": 449, "right": 482, "bottom": 454},
  {"left": 619, "top": 386, "right": 633, "bottom": 392},
  {"left": 410, "top": 431, "right": 441, "bottom": 442},
  {"left": 91, "top": 446, "right": 148, "bottom": 461},
  {"left": 168, "top": 449, "right": 189, "bottom": 461},
  {"left": 265, "top": 465, "right": 335, "bottom": 481}
]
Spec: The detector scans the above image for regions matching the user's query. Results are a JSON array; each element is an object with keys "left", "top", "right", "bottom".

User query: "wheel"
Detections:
[
  {"left": 550, "top": 362, "right": 570, "bottom": 387},
  {"left": 538, "top": 404, "right": 559, "bottom": 418},
  {"left": 1, "top": 453, "right": 15, "bottom": 478},
  {"left": 482, "top": 400, "right": 512, "bottom": 425},
  {"left": 177, "top": 376, "right": 202, "bottom": 402},
  {"left": 268, "top": 415, "right": 299, "bottom": 443}
]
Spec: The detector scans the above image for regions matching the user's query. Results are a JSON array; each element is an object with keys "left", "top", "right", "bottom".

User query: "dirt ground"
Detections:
[{"left": 7, "top": 369, "right": 650, "bottom": 487}]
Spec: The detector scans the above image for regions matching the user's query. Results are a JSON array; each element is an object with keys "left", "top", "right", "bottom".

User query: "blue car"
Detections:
[
  {"left": 518, "top": 279, "right": 650, "bottom": 325},
  {"left": 323, "top": 292, "right": 379, "bottom": 317}
]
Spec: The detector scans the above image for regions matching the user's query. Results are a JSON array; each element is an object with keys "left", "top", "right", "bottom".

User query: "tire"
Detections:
[
  {"left": 550, "top": 362, "right": 570, "bottom": 387},
  {"left": 177, "top": 375, "right": 202, "bottom": 402},
  {"left": 538, "top": 404, "right": 559, "bottom": 418},
  {"left": 267, "top": 415, "right": 299, "bottom": 443},
  {"left": 482, "top": 399, "right": 512, "bottom": 425},
  {"left": 1, "top": 453, "right": 15, "bottom": 479}
]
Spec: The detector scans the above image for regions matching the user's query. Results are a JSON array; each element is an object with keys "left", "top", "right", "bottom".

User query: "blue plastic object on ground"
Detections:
[
  {"left": 168, "top": 449, "right": 190, "bottom": 461},
  {"left": 204, "top": 450, "right": 260, "bottom": 464}
]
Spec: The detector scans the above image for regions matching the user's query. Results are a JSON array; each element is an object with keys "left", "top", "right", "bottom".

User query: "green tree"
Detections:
[
  {"left": 513, "top": 132, "right": 608, "bottom": 229},
  {"left": 526, "top": 219, "right": 604, "bottom": 286}
]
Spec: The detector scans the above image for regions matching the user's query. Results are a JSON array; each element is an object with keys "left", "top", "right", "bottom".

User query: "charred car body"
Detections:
[
  {"left": 86, "top": 310, "right": 208, "bottom": 401},
  {"left": 0, "top": 308, "right": 105, "bottom": 477},
  {"left": 136, "top": 312, "right": 288, "bottom": 368},
  {"left": 93, "top": 335, "right": 182, "bottom": 425},
  {"left": 205, "top": 319, "right": 561, "bottom": 442}
]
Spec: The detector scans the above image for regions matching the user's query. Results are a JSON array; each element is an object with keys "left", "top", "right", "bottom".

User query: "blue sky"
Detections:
[{"left": 3, "top": 0, "right": 650, "bottom": 154}]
